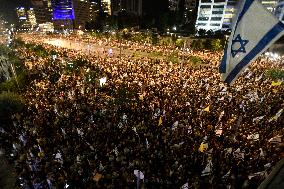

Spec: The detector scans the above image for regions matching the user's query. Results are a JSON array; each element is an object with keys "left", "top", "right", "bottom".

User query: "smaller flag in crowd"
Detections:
[
  {"left": 134, "top": 170, "right": 144, "bottom": 180},
  {"left": 269, "top": 108, "right": 283, "bottom": 122},
  {"left": 93, "top": 173, "right": 103, "bottom": 182},
  {"left": 158, "top": 116, "right": 163, "bottom": 126},
  {"left": 171, "top": 121, "right": 179, "bottom": 130},
  {"left": 268, "top": 135, "right": 282, "bottom": 143},
  {"left": 204, "top": 106, "right": 210, "bottom": 112},
  {"left": 181, "top": 182, "right": 189, "bottom": 189},
  {"left": 99, "top": 77, "right": 107, "bottom": 87},
  {"left": 247, "top": 133, "right": 259, "bottom": 141},
  {"left": 253, "top": 115, "right": 265, "bottom": 122},
  {"left": 271, "top": 80, "right": 282, "bottom": 86},
  {"left": 199, "top": 142, "right": 208, "bottom": 153},
  {"left": 201, "top": 159, "right": 212, "bottom": 176}
]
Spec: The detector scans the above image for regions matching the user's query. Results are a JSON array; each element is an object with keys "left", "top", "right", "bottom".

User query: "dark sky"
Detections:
[{"left": 0, "top": 0, "right": 31, "bottom": 24}]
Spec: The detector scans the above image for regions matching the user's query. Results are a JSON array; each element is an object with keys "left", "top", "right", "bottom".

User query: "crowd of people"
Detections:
[{"left": 1, "top": 34, "right": 284, "bottom": 189}]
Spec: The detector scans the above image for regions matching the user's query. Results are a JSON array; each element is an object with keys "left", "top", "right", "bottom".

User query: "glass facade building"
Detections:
[{"left": 51, "top": 0, "right": 75, "bottom": 20}]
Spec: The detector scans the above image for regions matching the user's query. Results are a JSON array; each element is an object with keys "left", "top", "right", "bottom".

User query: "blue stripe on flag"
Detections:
[
  {"left": 224, "top": 22, "right": 284, "bottom": 84},
  {"left": 219, "top": 44, "right": 228, "bottom": 73},
  {"left": 235, "top": 0, "right": 254, "bottom": 28}
]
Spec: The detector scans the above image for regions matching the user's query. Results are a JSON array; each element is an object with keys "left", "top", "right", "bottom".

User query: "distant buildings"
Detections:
[
  {"left": 72, "top": 0, "right": 91, "bottom": 29},
  {"left": 30, "top": 0, "right": 53, "bottom": 24},
  {"left": 51, "top": 0, "right": 75, "bottom": 30},
  {"left": 195, "top": 0, "right": 232, "bottom": 32},
  {"left": 102, "top": 0, "right": 112, "bottom": 15},
  {"left": 16, "top": 7, "right": 37, "bottom": 30},
  {"left": 111, "top": 0, "right": 142, "bottom": 16},
  {"left": 168, "top": 0, "right": 179, "bottom": 11},
  {"left": 169, "top": 0, "right": 197, "bottom": 11},
  {"left": 195, "top": 0, "right": 280, "bottom": 32},
  {"left": 27, "top": 8, "right": 37, "bottom": 27},
  {"left": 48, "top": 0, "right": 90, "bottom": 30}
]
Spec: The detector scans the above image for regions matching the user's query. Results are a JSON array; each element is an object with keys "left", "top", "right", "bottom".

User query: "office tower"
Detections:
[
  {"left": 195, "top": 0, "right": 232, "bottom": 31},
  {"left": 73, "top": 0, "right": 91, "bottom": 29},
  {"left": 16, "top": 7, "right": 30, "bottom": 29},
  {"left": 169, "top": 0, "right": 179, "bottom": 11},
  {"left": 196, "top": 0, "right": 279, "bottom": 32},
  {"left": 169, "top": 0, "right": 197, "bottom": 11},
  {"left": 27, "top": 8, "right": 37, "bottom": 27},
  {"left": 102, "top": 0, "right": 111, "bottom": 15},
  {"left": 222, "top": 0, "right": 238, "bottom": 30},
  {"left": 111, "top": 0, "right": 142, "bottom": 16},
  {"left": 51, "top": 0, "right": 90, "bottom": 30},
  {"left": 31, "top": 0, "right": 53, "bottom": 24}
]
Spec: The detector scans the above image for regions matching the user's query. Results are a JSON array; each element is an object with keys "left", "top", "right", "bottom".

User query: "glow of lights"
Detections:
[{"left": 52, "top": 1, "right": 75, "bottom": 20}]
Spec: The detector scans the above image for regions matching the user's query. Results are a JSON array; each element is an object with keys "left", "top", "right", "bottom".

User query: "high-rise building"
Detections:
[
  {"left": 16, "top": 7, "right": 30, "bottom": 29},
  {"left": 185, "top": 0, "right": 198, "bottom": 11},
  {"left": 195, "top": 0, "right": 279, "bottom": 32},
  {"left": 51, "top": 0, "right": 90, "bottom": 30},
  {"left": 27, "top": 8, "right": 37, "bottom": 27},
  {"left": 89, "top": 1, "right": 98, "bottom": 21},
  {"left": 111, "top": 0, "right": 142, "bottom": 16},
  {"left": 16, "top": 7, "right": 38, "bottom": 29},
  {"left": 51, "top": 0, "right": 75, "bottom": 30},
  {"left": 222, "top": 0, "right": 238, "bottom": 30},
  {"left": 168, "top": 0, "right": 179, "bottom": 11},
  {"left": 31, "top": 0, "right": 53, "bottom": 24},
  {"left": 73, "top": 0, "right": 91, "bottom": 29},
  {"left": 275, "top": 0, "right": 284, "bottom": 22},
  {"left": 102, "top": 0, "right": 112, "bottom": 15},
  {"left": 169, "top": 0, "right": 197, "bottom": 11},
  {"left": 195, "top": 0, "right": 230, "bottom": 32}
]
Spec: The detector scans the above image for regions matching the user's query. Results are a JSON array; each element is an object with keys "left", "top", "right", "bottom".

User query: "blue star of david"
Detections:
[{"left": 231, "top": 34, "right": 249, "bottom": 58}]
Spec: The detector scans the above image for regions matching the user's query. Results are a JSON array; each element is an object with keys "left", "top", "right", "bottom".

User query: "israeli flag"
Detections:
[{"left": 220, "top": 0, "right": 284, "bottom": 85}]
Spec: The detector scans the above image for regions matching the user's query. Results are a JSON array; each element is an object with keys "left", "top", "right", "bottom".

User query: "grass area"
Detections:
[{"left": 265, "top": 68, "right": 284, "bottom": 80}]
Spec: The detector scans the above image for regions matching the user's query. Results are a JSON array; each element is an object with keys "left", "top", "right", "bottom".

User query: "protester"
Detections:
[{"left": 1, "top": 34, "right": 283, "bottom": 189}]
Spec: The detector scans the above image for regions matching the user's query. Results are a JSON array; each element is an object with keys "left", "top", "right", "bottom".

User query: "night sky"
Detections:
[{"left": 0, "top": 0, "right": 31, "bottom": 23}]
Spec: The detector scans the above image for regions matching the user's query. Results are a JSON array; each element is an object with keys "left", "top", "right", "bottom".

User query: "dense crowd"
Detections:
[{"left": 1, "top": 35, "right": 284, "bottom": 189}]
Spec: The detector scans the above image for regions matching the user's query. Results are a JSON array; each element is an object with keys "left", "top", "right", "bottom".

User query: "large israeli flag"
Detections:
[{"left": 219, "top": 0, "right": 284, "bottom": 85}]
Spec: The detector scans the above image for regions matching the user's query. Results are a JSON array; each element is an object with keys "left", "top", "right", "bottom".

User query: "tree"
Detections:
[
  {"left": 0, "top": 92, "right": 24, "bottom": 121},
  {"left": 210, "top": 39, "right": 224, "bottom": 51},
  {"left": 198, "top": 29, "right": 206, "bottom": 37}
]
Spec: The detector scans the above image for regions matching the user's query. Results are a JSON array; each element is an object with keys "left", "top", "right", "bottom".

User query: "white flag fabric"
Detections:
[
  {"left": 219, "top": 0, "right": 284, "bottom": 84},
  {"left": 247, "top": 133, "right": 259, "bottom": 141},
  {"left": 181, "top": 182, "right": 189, "bottom": 189},
  {"left": 134, "top": 170, "right": 144, "bottom": 179},
  {"left": 268, "top": 135, "right": 282, "bottom": 143},
  {"left": 269, "top": 108, "right": 283, "bottom": 122},
  {"left": 201, "top": 159, "right": 212, "bottom": 176},
  {"left": 99, "top": 77, "right": 107, "bottom": 87}
]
